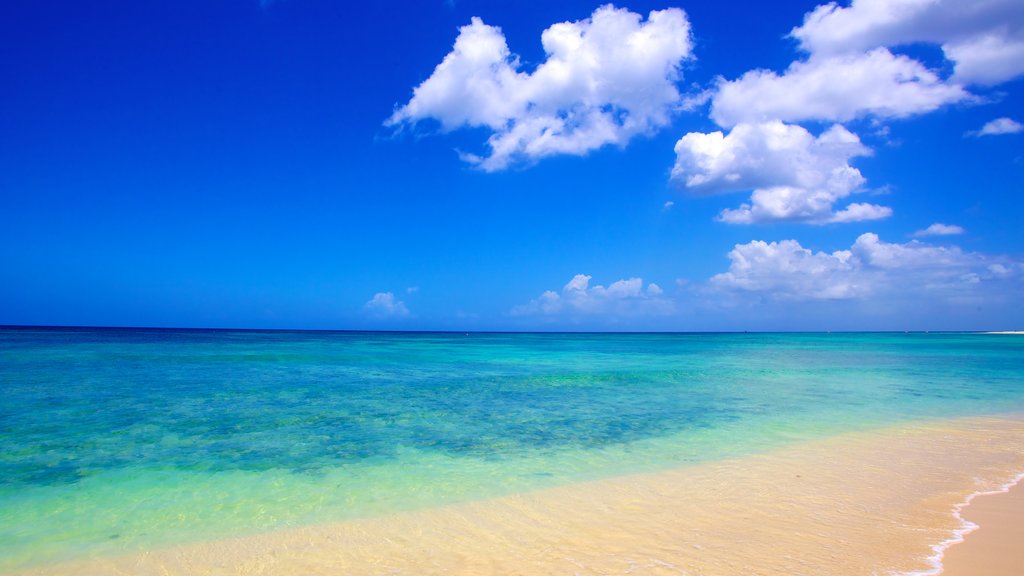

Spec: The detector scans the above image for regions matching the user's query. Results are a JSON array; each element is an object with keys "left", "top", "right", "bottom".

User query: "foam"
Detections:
[{"left": 896, "top": 470, "right": 1024, "bottom": 576}]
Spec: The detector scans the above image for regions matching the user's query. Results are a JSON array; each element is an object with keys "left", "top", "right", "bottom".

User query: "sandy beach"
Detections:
[
  {"left": 13, "top": 414, "right": 1024, "bottom": 576},
  {"left": 942, "top": 479, "right": 1024, "bottom": 576}
]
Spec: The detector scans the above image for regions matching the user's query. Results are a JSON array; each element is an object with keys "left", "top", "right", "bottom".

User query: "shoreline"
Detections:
[
  {"left": 11, "top": 414, "right": 1024, "bottom": 576},
  {"left": 902, "top": 471, "right": 1024, "bottom": 576},
  {"left": 940, "top": 476, "right": 1024, "bottom": 576}
]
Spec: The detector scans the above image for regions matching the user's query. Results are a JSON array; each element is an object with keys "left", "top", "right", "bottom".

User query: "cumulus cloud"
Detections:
[
  {"left": 511, "top": 274, "right": 673, "bottom": 317},
  {"left": 791, "top": 0, "right": 1024, "bottom": 86},
  {"left": 687, "top": 0, "right": 1024, "bottom": 225},
  {"left": 363, "top": 292, "right": 410, "bottom": 318},
  {"left": 671, "top": 121, "right": 890, "bottom": 224},
  {"left": 387, "top": 5, "right": 694, "bottom": 170},
  {"left": 710, "top": 238, "right": 862, "bottom": 299},
  {"left": 710, "top": 233, "right": 1020, "bottom": 301},
  {"left": 710, "top": 48, "right": 971, "bottom": 127},
  {"left": 969, "top": 117, "right": 1024, "bottom": 137},
  {"left": 708, "top": 0, "right": 1024, "bottom": 133},
  {"left": 913, "top": 223, "right": 966, "bottom": 237},
  {"left": 944, "top": 32, "right": 1024, "bottom": 86},
  {"left": 503, "top": 239, "right": 1022, "bottom": 329}
]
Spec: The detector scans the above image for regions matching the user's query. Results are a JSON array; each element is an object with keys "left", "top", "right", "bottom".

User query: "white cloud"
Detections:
[
  {"left": 969, "top": 117, "right": 1024, "bottom": 137},
  {"left": 851, "top": 232, "right": 967, "bottom": 269},
  {"left": 502, "top": 239, "right": 1023, "bottom": 330},
  {"left": 913, "top": 223, "right": 966, "bottom": 237},
  {"left": 943, "top": 32, "right": 1024, "bottom": 86},
  {"left": 827, "top": 202, "right": 894, "bottom": 223},
  {"left": 512, "top": 274, "right": 673, "bottom": 317},
  {"left": 710, "top": 239, "right": 862, "bottom": 299},
  {"left": 692, "top": 0, "right": 1024, "bottom": 228},
  {"left": 706, "top": 0, "right": 1024, "bottom": 143},
  {"left": 791, "top": 0, "right": 1024, "bottom": 86},
  {"left": 363, "top": 292, "right": 410, "bottom": 318},
  {"left": 663, "top": 200, "right": 675, "bottom": 210},
  {"left": 387, "top": 5, "right": 694, "bottom": 171},
  {"left": 710, "top": 48, "right": 971, "bottom": 127},
  {"left": 671, "top": 121, "right": 890, "bottom": 224},
  {"left": 710, "top": 233, "right": 1020, "bottom": 301}
]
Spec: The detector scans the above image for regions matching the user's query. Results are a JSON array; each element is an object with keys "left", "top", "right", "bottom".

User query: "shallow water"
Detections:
[{"left": 1, "top": 329, "right": 1023, "bottom": 570}]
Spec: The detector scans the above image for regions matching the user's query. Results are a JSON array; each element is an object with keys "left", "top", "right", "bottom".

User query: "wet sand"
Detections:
[
  {"left": 942, "top": 479, "right": 1024, "bottom": 576},
  {"left": 12, "top": 415, "right": 1024, "bottom": 576}
]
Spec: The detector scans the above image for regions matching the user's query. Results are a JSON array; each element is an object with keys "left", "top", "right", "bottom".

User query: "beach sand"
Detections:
[
  {"left": 12, "top": 415, "right": 1024, "bottom": 576},
  {"left": 942, "top": 480, "right": 1024, "bottom": 576}
]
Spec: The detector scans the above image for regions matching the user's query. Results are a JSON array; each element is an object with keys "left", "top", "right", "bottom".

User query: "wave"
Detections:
[{"left": 897, "top": 470, "right": 1024, "bottom": 576}]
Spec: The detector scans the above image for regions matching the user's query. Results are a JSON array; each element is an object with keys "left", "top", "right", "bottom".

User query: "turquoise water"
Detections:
[{"left": 1, "top": 328, "right": 1023, "bottom": 570}]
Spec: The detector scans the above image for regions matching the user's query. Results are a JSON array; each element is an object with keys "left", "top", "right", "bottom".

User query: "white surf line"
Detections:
[{"left": 894, "top": 470, "right": 1024, "bottom": 576}]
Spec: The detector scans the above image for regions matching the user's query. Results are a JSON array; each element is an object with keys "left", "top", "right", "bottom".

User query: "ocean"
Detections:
[{"left": 1, "top": 328, "right": 1023, "bottom": 572}]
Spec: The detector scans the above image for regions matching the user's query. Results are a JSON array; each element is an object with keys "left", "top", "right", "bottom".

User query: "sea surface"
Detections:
[{"left": 1, "top": 328, "right": 1023, "bottom": 571}]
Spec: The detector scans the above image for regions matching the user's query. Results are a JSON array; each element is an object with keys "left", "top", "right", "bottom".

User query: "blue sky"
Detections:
[{"left": 1, "top": 0, "right": 1022, "bottom": 331}]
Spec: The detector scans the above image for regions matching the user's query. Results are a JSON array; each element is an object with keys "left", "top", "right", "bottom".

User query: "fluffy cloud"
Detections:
[
  {"left": 710, "top": 233, "right": 1020, "bottom": 301},
  {"left": 387, "top": 5, "right": 694, "bottom": 171},
  {"left": 710, "top": 238, "right": 862, "bottom": 299},
  {"left": 363, "top": 292, "right": 410, "bottom": 318},
  {"left": 970, "top": 117, "right": 1024, "bottom": 137},
  {"left": 913, "top": 223, "right": 965, "bottom": 237},
  {"left": 944, "top": 32, "right": 1024, "bottom": 86},
  {"left": 690, "top": 0, "right": 1024, "bottom": 226},
  {"left": 709, "top": 0, "right": 1024, "bottom": 133},
  {"left": 671, "top": 121, "right": 890, "bottom": 224},
  {"left": 504, "top": 239, "right": 1023, "bottom": 329},
  {"left": 710, "top": 48, "right": 971, "bottom": 127},
  {"left": 791, "top": 0, "right": 1024, "bottom": 86},
  {"left": 512, "top": 274, "right": 673, "bottom": 317}
]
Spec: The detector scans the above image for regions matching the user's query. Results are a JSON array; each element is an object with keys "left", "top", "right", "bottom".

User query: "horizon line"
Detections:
[{"left": 0, "top": 324, "right": 1001, "bottom": 335}]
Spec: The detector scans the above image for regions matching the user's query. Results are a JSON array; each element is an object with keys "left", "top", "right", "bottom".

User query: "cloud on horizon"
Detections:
[
  {"left": 511, "top": 274, "right": 674, "bottom": 319},
  {"left": 709, "top": 233, "right": 1021, "bottom": 303},
  {"left": 507, "top": 236, "right": 1022, "bottom": 329},
  {"left": 387, "top": 5, "right": 694, "bottom": 171},
  {"left": 364, "top": 292, "right": 410, "bottom": 318}
]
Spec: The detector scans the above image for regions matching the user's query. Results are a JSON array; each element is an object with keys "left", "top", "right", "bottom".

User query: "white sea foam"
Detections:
[{"left": 895, "top": 470, "right": 1024, "bottom": 576}]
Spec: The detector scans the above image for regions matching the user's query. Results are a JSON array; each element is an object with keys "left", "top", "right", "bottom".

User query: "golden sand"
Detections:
[
  {"left": 14, "top": 415, "right": 1024, "bottom": 576},
  {"left": 942, "top": 479, "right": 1024, "bottom": 576}
]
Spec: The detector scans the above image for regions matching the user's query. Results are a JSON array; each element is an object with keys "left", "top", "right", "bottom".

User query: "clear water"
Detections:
[{"left": 1, "top": 328, "right": 1022, "bottom": 570}]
